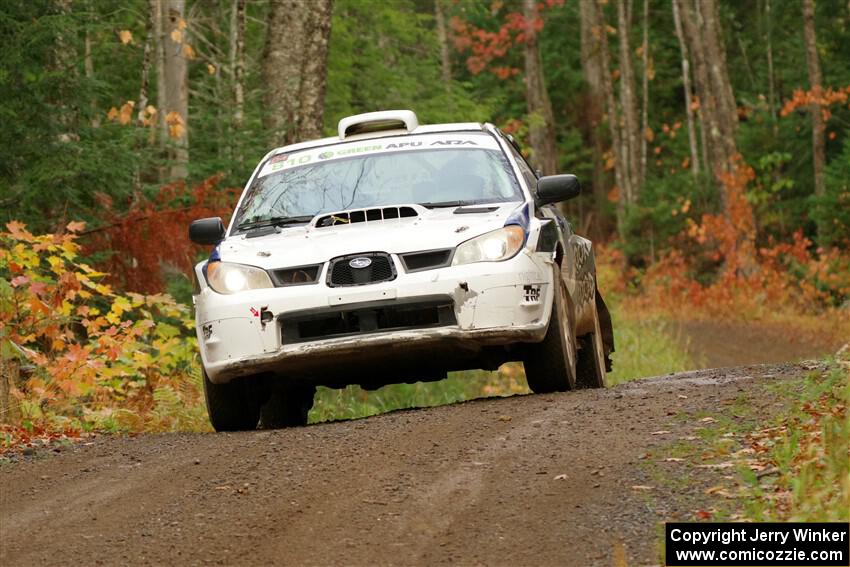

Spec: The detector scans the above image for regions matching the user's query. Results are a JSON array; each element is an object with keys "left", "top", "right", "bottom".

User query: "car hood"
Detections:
[{"left": 216, "top": 202, "right": 525, "bottom": 269}]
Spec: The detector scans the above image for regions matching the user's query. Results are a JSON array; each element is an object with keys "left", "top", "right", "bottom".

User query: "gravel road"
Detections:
[{"left": 0, "top": 363, "right": 809, "bottom": 567}]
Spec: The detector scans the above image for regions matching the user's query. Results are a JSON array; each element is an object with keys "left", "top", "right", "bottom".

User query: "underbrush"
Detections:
[{"left": 0, "top": 222, "right": 210, "bottom": 449}]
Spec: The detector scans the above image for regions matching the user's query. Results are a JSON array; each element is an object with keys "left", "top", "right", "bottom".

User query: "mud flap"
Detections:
[{"left": 595, "top": 288, "right": 615, "bottom": 372}]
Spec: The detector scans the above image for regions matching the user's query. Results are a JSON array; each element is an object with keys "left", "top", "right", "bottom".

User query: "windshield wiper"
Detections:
[
  {"left": 417, "top": 200, "right": 474, "bottom": 208},
  {"left": 237, "top": 215, "right": 314, "bottom": 232}
]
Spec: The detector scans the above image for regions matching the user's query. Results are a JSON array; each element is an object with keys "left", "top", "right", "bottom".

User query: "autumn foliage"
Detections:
[
  {"left": 86, "top": 175, "right": 238, "bottom": 293},
  {"left": 0, "top": 222, "right": 208, "bottom": 439},
  {"left": 450, "top": 0, "right": 563, "bottom": 78}
]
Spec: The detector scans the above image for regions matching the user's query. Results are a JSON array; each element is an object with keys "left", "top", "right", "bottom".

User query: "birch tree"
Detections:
[{"left": 262, "top": 0, "right": 333, "bottom": 146}]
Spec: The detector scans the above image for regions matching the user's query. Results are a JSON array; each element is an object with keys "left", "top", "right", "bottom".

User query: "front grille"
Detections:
[
  {"left": 328, "top": 252, "right": 396, "bottom": 287},
  {"left": 280, "top": 297, "right": 456, "bottom": 343},
  {"left": 270, "top": 264, "right": 322, "bottom": 286},
  {"left": 400, "top": 249, "right": 453, "bottom": 272}
]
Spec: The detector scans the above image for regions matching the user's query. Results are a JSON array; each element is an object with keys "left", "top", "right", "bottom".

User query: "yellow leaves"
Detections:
[
  {"left": 207, "top": 63, "right": 216, "bottom": 75},
  {"left": 177, "top": 17, "right": 187, "bottom": 31},
  {"left": 170, "top": 29, "right": 183, "bottom": 43},
  {"left": 59, "top": 300, "right": 73, "bottom": 317},
  {"left": 182, "top": 43, "right": 196, "bottom": 59},
  {"left": 166, "top": 111, "right": 186, "bottom": 139},
  {"left": 47, "top": 255, "right": 64, "bottom": 274},
  {"left": 643, "top": 126, "right": 654, "bottom": 142},
  {"left": 95, "top": 283, "right": 113, "bottom": 296},
  {"left": 110, "top": 296, "right": 132, "bottom": 318},
  {"left": 118, "top": 29, "right": 133, "bottom": 45}
]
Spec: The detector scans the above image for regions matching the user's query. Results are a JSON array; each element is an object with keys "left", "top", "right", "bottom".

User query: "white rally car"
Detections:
[{"left": 190, "top": 110, "right": 614, "bottom": 431}]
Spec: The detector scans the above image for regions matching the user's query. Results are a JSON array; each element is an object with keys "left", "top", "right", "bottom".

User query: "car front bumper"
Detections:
[{"left": 195, "top": 250, "right": 555, "bottom": 383}]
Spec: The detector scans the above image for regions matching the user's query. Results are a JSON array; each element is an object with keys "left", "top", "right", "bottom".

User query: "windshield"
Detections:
[{"left": 233, "top": 146, "right": 522, "bottom": 229}]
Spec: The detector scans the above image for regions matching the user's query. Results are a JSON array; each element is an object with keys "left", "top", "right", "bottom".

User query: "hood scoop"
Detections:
[{"left": 315, "top": 206, "right": 419, "bottom": 228}]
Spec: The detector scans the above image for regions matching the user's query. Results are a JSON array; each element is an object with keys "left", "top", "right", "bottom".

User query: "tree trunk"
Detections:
[
  {"left": 765, "top": 0, "right": 777, "bottom": 128},
  {"left": 229, "top": 0, "right": 246, "bottom": 167},
  {"left": 698, "top": 0, "right": 738, "bottom": 164},
  {"left": 153, "top": 0, "right": 167, "bottom": 166},
  {"left": 801, "top": 0, "right": 826, "bottom": 209},
  {"left": 579, "top": 0, "right": 609, "bottom": 237},
  {"left": 639, "top": 0, "right": 649, "bottom": 185},
  {"left": 676, "top": 0, "right": 736, "bottom": 181},
  {"left": 263, "top": 0, "right": 333, "bottom": 147},
  {"left": 53, "top": 0, "right": 78, "bottom": 144},
  {"left": 84, "top": 26, "right": 100, "bottom": 129},
  {"left": 161, "top": 0, "right": 189, "bottom": 180},
  {"left": 435, "top": 0, "right": 452, "bottom": 85},
  {"left": 677, "top": 0, "right": 756, "bottom": 273},
  {"left": 587, "top": 0, "right": 629, "bottom": 237},
  {"left": 616, "top": 0, "right": 641, "bottom": 204},
  {"left": 522, "top": 0, "right": 558, "bottom": 175},
  {"left": 138, "top": 2, "right": 154, "bottom": 131},
  {"left": 672, "top": 0, "right": 700, "bottom": 177}
]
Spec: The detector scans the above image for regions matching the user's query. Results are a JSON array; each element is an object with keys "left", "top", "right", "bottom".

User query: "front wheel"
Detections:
[
  {"left": 259, "top": 385, "right": 315, "bottom": 429},
  {"left": 203, "top": 369, "right": 263, "bottom": 432},
  {"left": 575, "top": 298, "right": 608, "bottom": 389},
  {"left": 523, "top": 267, "right": 577, "bottom": 393}
]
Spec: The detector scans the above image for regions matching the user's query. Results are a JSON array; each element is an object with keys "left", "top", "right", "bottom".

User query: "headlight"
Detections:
[
  {"left": 452, "top": 226, "right": 525, "bottom": 265},
  {"left": 206, "top": 262, "right": 273, "bottom": 294}
]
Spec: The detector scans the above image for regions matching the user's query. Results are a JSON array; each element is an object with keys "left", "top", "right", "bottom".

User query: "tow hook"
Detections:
[{"left": 260, "top": 307, "right": 274, "bottom": 329}]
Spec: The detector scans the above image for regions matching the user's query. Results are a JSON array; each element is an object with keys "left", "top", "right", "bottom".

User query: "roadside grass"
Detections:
[
  {"left": 647, "top": 358, "right": 849, "bottom": 524},
  {"left": 740, "top": 363, "right": 849, "bottom": 522}
]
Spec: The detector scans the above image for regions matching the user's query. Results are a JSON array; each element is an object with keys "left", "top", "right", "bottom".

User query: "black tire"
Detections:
[
  {"left": 202, "top": 369, "right": 263, "bottom": 432},
  {"left": 523, "top": 266, "right": 577, "bottom": 393},
  {"left": 575, "top": 298, "right": 608, "bottom": 389},
  {"left": 259, "top": 385, "right": 315, "bottom": 429}
]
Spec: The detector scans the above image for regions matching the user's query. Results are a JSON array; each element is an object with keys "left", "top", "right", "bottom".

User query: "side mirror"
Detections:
[
  {"left": 536, "top": 174, "right": 581, "bottom": 206},
  {"left": 189, "top": 217, "right": 226, "bottom": 245}
]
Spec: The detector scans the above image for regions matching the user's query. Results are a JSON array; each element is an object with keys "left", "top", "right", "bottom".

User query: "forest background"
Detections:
[{"left": 0, "top": 0, "right": 848, "bottom": 438}]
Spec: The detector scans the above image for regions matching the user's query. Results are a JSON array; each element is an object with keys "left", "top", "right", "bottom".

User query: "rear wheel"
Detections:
[
  {"left": 575, "top": 298, "right": 608, "bottom": 389},
  {"left": 203, "top": 369, "right": 262, "bottom": 432},
  {"left": 523, "top": 267, "right": 577, "bottom": 393},
  {"left": 259, "top": 385, "right": 315, "bottom": 429}
]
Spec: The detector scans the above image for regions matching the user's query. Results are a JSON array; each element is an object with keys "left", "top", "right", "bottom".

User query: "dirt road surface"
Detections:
[{"left": 1, "top": 362, "right": 812, "bottom": 567}]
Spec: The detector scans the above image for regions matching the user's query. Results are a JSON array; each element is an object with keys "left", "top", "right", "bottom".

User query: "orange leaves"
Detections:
[
  {"left": 117, "top": 29, "right": 133, "bottom": 45},
  {"left": 107, "top": 101, "right": 135, "bottom": 125},
  {"left": 166, "top": 111, "right": 186, "bottom": 139},
  {"left": 1, "top": 221, "right": 201, "bottom": 436},
  {"left": 779, "top": 85, "right": 850, "bottom": 117},
  {"left": 66, "top": 220, "right": 86, "bottom": 233},
  {"left": 6, "top": 220, "right": 33, "bottom": 242},
  {"left": 451, "top": 4, "right": 554, "bottom": 79}
]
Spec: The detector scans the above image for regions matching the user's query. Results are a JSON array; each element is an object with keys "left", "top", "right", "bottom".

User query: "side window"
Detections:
[{"left": 505, "top": 142, "right": 538, "bottom": 192}]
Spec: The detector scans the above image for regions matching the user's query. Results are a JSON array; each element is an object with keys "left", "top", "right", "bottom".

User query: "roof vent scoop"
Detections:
[{"left": 338, "top": 110, "right": 419, "bottom": 140}]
